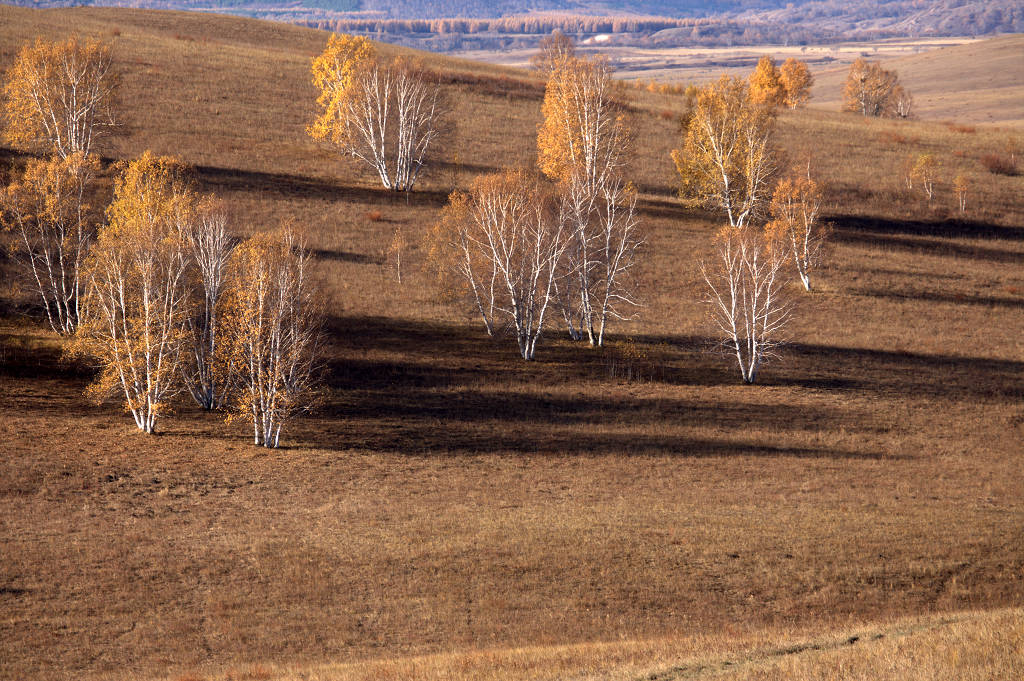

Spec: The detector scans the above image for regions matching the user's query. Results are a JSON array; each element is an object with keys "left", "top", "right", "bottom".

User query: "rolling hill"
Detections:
[
  {"left": 1, "top": 5, "right": 1022, "bottom": 681},
  {"left": 810, "top": 34, "right": 1024, "bottom": 126}
]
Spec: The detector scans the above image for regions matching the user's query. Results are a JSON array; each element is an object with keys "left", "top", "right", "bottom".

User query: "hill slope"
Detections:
[
  {"left": 810, "top": 34, "right": 1024, "bottom": 125},
  {"left": 1, "top": 6, "right": 1023, "bottom": 681}
]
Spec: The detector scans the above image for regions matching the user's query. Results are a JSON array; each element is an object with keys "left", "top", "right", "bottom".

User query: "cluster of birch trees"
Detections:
[
  {"left": 672, "top": 59, "right": 827, "bottom": 383},
  {"left": 1, "top": 36, "right": 322, "bottom": 446},
  {"left": 428, "top": 43, "right": 643, "bottom": 360}
]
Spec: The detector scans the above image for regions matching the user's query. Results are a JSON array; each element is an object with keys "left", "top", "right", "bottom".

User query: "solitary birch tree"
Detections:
[
  {"left": 673, "top": 75, "right": 778, "bottom": 229},
  {"left": 3, "top": 36, "right": 118, "bottom": 159},
  {"left": 222, "top": 226, "right": 323, "bottom": 448},
  {"left": 309, "top": 34, "right": 444, "bottom": 192},
  {"left": 702, "top": 224, "right": 792, "bottom": 384},
  {"left": 767, "top": 175, "right": 827, "bottom": 292},
  {"left": 73, "top": 152, "right": 193, "bottom": 433},
  {"left": 0, "top": 151, "right": 100, "bottom": 334}
]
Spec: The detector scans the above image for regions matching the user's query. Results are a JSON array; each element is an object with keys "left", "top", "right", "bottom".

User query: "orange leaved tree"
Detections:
[
  {"left": 673, "top": 76, "right": 778, "bottom": 229},
  {"left": 530, "top": 30, "right": 575, "bottom": 74},
  {"left": 748, "top": 55, "right": 784, "bottom": 108},
  {"left": 779, "top": 58, "right": 813, "bottom": 109},
  {"left": 73, "top": 152, "right": 193, "bottom": 433},
  {"left": 222, "top": 226, "right": 323, "bottom": 448},
  {"left": 843, "top": 58, "right": 910, "bottom": 118},
  {"left": 309, "top": 34, "right": 444, "bottom": 192},
  {"left": 767, "top": 175, "right": 828, "bottom": 292},
  {"left": 0, "top": 152, "right": 101, "bottom": 334},
  {"left": 2, "top": 36, "right": 118, "bottom": 159}
]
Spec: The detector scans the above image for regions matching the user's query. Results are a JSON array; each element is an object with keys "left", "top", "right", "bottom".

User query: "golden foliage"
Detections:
[
  {"left": 672, "top": 76, "right": 778, "bottom": 229},
  {"left": 530, "top": 30, "right": 575, "bottom": 73},
  {"left": 2, "top": 35, "right": 118, "bottom": 158},
  {"left": 308, "top": 33, "right": 376, "bottom": 148},
  {"left": 843, "top": 57, "right": 905, "bottom": 117},
  {"left": 748, "top": 55, "right": 784, "bottom": 108},
  {"left": 72, "top": 151, "right": 194, "bottom": 433},
  {"left": 910, "top": 153, "right": 939, "bottom": 200},
  {"left": 537, "top": 54, "right": 627, "bottom": 189},
  {"left": 766, "top": 174, "right": 828, "bottom": 291},
  {"left": 221, "top": 225, "right": 324, "bottom": 447},
  {"left": 0, "top": 151, "right": 101, "bottom": 334},
  {"left": 779, "top": 58, "right": 813, "bottom": 109}
]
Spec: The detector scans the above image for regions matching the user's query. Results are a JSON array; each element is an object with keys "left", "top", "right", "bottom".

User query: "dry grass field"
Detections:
[
  {"left": 459, "top": 35, "right": 1024, "bottom": 126},
  {"left": 1, "top": 6, "right": 1022, "bottom": 681}
]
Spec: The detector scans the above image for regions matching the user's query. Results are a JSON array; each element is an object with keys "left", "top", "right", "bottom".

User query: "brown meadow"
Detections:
[{"left": 1, "top": 6, "right": 1022, "bottom": 681}]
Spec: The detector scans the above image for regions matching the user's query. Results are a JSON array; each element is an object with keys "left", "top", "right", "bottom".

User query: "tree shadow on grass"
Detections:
[
  {"left": 829, "top": 214, "right": 1024, "bottom": 264},
  {"left": 193, "top": 164, "right": 451, "bottom": 208}
]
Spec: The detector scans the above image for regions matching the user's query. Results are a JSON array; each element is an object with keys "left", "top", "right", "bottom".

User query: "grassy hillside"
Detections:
[
  {"left": 1, "top": 6, "right": 1022, "bottom": 681},
  {"left": 810, "top": 34, "right": 1024, "bottom": 126}
]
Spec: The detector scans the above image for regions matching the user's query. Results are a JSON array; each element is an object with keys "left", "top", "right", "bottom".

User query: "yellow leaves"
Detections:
[
  {"left": 308, "top": 33, "right": 376, "bottom": 144},
  {"left": 673, "top": 75, "right": 778, "bottom": 227},
  {"left": 779, "top": 58, "right": 813, "bottom": 109},
  {"left": 103, "top": 151, "right": 192, "bottom": 247},
  {"left": 2, "top": 35, "right": 117, "bottom": 157},
  {"left": 748, "top": 56, "right": 784, "bottom": 108},
  {"left": 537, "top": 54, "right": 624, "bottom": 186}
]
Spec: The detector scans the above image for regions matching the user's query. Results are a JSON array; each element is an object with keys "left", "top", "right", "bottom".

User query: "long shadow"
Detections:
[
  {"left": 853, "top": 287, "right": 1024, "bottom": 310},
  {"left": 193, "top": 164, "right": 450, "bottom": 208},
  {"left": 311, "top": 248, "right": 383, "bottom": 266},
  {"left": 830, "top": 214, "right": 1024, "bottom": 242},
  {"left": 832, "top": 230, "right": 1024, "bottom": 265}
]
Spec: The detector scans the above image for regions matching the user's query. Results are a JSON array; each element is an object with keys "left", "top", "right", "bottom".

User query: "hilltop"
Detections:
[{"left": 1, "top": 6, "right": 1022, "bottom": 681}]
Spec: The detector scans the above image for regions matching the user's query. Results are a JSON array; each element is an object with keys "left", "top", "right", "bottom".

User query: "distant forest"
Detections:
[{"left": 7, "top": 0, "right": 1023, "bottom": 50}]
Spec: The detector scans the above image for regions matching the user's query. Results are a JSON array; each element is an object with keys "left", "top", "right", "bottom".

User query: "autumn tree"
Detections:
[
  {"left": 779, "top": 58, "right": 813, "bottom": 109},
  {"left": 911, "top": 153, "right": 939, "bottom": 201},
  {"left": 180, "top": 198, "right": 235, "bottom": 410},
  {"left": 0, "top": 152, "right": 100, "bottom": 334},
  {"left": 673, "top": 75, "right": 778, "bottom": 229},
  {"left": 309, "top": 34, "right": 444, "bottom": 192},
  {"left": 430, "top": 169, "right": 568, "bottom": 360},
  {"left": 538, "top": 53, "right": 642, "bottom": 346},
  {"left": 843, "top": 58, "right": 910, "bottom": 118},
  {"left": 72, "top": 152, "right": 193, "bottom": 434},
  {"left": 953, "top": 173, "right": 968, "bottom": 212},
  {"left": 767, "top": 174, "right": 827, "bottom": 292},
  {"left": 2, "top": 36, "right": 118, "bottom": 159},
  {"left": 748, "top": 55, "right": 784, "bottom": 108},
  {"left": 222, "top": 226, "right": 323, "bottom": 448},
  {"left": 530, "top": 29, "right": 575, "bottom": 73},
  {"left": 702, "top": 224, "right": 792, "bottom": 384}
]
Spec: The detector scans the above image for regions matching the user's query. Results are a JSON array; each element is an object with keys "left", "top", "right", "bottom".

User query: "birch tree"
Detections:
[
  {"left": 843, "top": 58, "right": 910, "bottom": 119},
  {"left": 538, "top": 54, "right": 642, "bottom": 346},
  {"left": 431, "top": 170, "right": 568, "bottom": 360},
  {"left": 748, "top": 55, "right": 784, "bottom": 108},
  {"left": 0, "top": 152, "right": 100, "bottom": 334},
  {"left": 767, "top": 175, "right": 827, "bottom": 292},
  {"left": 673, "top": 75, "right": 778, "bottom": 229},
  {"left": 779, "top": 58, "right": 813, "bottom": 109},
  {"left": 180, "top": 198, "right": 235, "bottom": 410},
  {"left": 309, "top": 34, "right": 444, "bottom": 192},
  {"left": 222, "top": 226, "right": 323, "bottom": 448},
  {"left": 702, "top": 224, "right": 792, "bottom": 384},
  {"left": 73, "top": 152, "right": 193, "bottom": 433},
  {"left": 3, "top": 36, "right": 118, "bottom": 159}
]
